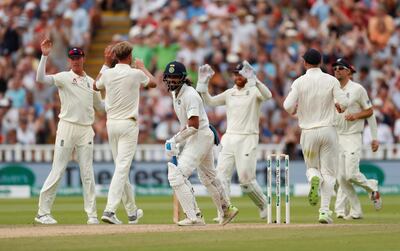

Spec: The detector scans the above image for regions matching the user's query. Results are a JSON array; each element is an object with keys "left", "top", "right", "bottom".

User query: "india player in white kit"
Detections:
[
  {"left": 332, "top": 58, "right": 382, "bottom": 219},
  {"left": 283, "top": 48, "right": 348, "bottom": 224},
  {"left": 95, "top": 41, "right": 158, "bottom": 224},
  {"left": 163, "top": 61, "right": 239, "bottom": 226},
  {"left": 196, "top": 61, "right": 273, "bottom": 221},
  {"left": 35, "top": 39, "right": 104, "bottom": 225}
]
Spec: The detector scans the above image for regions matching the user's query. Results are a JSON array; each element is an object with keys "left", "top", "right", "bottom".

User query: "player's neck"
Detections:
[
  {"left": 73, "top": 69, "right": 85, "bottom": 76},
  {"left": 340, "top": 78, "right": 350, "bottom": 88}
]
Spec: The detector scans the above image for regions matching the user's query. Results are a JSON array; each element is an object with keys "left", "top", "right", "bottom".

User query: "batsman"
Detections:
[{"left": 163, "top": 61, "right": 238, "bottom": 226}]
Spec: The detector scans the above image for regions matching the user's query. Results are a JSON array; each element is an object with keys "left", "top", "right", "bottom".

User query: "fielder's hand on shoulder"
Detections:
[
  {"left": 239, "top": 60, "right": 256, "bottom": 87},
  {"left": 196, "top": 64, "right": 214, "bottom": 93},
  {"left": 165, "top": 138, "right": 180, "bottom": 158}
]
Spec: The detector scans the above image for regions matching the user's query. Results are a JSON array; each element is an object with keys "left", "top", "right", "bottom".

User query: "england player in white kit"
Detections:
[
  {"left": 35, "top": 39, "right": 104, "bottom": 224},
  {"left": 332, "top": 58, "right": 382, "bottom": 219},
  {"left": 196, "top": 61, "right": 273, "bottom": 221},
  {"left": 95, "top": 41, "right": 157, "bottom": 224},
  {"left": 284, "top": 49, "right": 348, "bottom": 224},
  {"left": 163, "top": 61, "right": 238, "bottom": 226}
]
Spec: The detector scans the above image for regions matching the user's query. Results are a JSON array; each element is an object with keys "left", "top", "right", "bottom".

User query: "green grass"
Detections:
[{"left": 0, "top": 195, "right": 399, "bottom": 251}]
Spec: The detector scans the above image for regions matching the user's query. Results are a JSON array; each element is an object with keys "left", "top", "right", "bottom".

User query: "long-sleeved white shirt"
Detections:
[
  {"left": 335, "top": 80, "right": 376, "bottom": 136},
  {"left": 96, "top": 63, "right": 149, "bottom": 120},
  {"left": 283, "top": 68, "right": 348, "bottom": 130},
  {"left": 36, "top": 55, "right": 104, "bottom": 126},
  {"left": 201, "top": 81, "right": 272, "bottom": 135}
]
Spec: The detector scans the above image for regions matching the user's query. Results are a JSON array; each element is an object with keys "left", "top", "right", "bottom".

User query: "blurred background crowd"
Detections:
[{"left": 1, "top": 0, "right": 400, "bottom": 158}]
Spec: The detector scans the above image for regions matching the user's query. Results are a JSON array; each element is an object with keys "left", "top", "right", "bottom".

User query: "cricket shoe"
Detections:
[
  {"left": 308, "top": 176, "right": 320, "bottom": 206},
  {"left": 101, "top": 212, "right": 122, "bottom": 224},
  {"left": 213, "top": 216, "right": 222, "bottom": 223},
  {"left": 177, "top": 217, "right": 206, "bottom": 226},
  {"left": 34, "top": 214, "right": 57, "bottom": 224},
  {"left": 343, "top": 215, "right": 363, "bottom": 220},
  {"left": 128, "top": 209, "right": 143, "bottom": 224},
  {"left": 370, "top": 191, "right": 382, "bottom": 210},
  {"left": 221, "top": 205, "right": 239, "bottom": 225},
  {"left": 336, "top": 214, "right": 345, "bottom": 219},
  {"left": 87, "top": 217, "right": 99, "bottom": 224},
  {"left": 318, "top": 210, "right": 333, "bottom": 224}
]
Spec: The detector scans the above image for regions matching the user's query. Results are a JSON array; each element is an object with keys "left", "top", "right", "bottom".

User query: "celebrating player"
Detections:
[
  {"left": 196, "top": 61, "right": 273, "bottom": 222},
  {"left": 283, "top": 48, "right": 348, "bottom": 224},
  {"left": 163, "top": 61, "right": 238, "bottom": 226},
  {"left": 332, "top": 58, "right": 382, "bottom": 219},
  {"left": 34, "top": 39, "right": 104, "bottom": 224},
  {"left": 95, "top": 41, "right": 158, "bottom": 224}
]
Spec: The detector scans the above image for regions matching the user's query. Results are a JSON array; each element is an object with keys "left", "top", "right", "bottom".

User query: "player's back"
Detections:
[{"left": 295, "top": 68, "right": 338, "bottom": 129}]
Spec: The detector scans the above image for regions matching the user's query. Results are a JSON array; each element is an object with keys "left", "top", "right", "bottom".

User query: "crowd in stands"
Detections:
[{"left": 1, "top": 0, "right": 400, "bottom": 158}]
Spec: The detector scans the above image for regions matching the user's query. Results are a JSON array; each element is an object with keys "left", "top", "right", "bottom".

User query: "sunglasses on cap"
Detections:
[{"left": 333, "top": 66, "right": 349, "bottom": 71}]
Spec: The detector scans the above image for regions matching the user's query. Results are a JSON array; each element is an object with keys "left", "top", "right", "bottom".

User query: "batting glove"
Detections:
[
  {"left": 196, "top": 64, "right": 215, "bottom": 93},
  {"left": 239, "top": 60, "right": 257, "bottom": 87},
  {"left": 165, "top": 138, "right": 180, "bottom": 158}
]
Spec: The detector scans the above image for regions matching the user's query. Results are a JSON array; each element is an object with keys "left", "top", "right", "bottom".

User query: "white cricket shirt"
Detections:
[
  {"left": 173, "top": 84, "right": 209, "bottom": 130},
  {"left": 336, "top": 80, "right": 372, "bottom": 134},
  {"left": 52, "top": 70, "right": 101, "bottom": 126},
  {"left": 96, "top": 64, "right": 149, "bottom": 120},
  {"left": 284, "top": 68, "right": 348, "bottom": 130}
]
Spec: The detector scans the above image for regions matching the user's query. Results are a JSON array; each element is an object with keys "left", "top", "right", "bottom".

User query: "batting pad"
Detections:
[{"left": 241, "top": 180, "right": 268, "bottom": 210}]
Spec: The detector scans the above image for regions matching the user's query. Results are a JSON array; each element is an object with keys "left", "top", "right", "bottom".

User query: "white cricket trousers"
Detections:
[
  {"left": 38, "top": 120, "right": 97, "bottom": 218},
  {"left": 104, "top": 119, "right": 138, "bottom": 215},
  {"left": 335, "top": 133, "right": 378, "bottom": 217},
  {"left": 300, "top": 126, "right": 338, "bottom": 213},
  {"left": 216, "top": 134, "right": 259, "bottom": 186}
]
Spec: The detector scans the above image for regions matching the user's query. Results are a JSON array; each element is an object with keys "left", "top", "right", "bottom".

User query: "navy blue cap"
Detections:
[
  {"left": 164, "top": 61, "right": 187, "bottom": 76},
  {"left": 302, "top": 48, "right": 321, "bottom": 65},
  {"left": 68, "top": 47, "right": 84, "bottom": 58},
  {"left": 332, "top": 58, "right": 356, "bottom": 73}
]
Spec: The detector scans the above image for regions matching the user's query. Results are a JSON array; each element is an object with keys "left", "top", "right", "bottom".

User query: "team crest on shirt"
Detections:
[
  {"left": 177, "top": 99, "right": 181, "bottom": 105},
  {"left": 72, "top": 78, "right": 77, "bottom": 85},
  {"left": 246, "top": 90, "right": 250, "bottom": 95},
  {"left": 346, "top": 92, "right": 350, "bottom": 98}
]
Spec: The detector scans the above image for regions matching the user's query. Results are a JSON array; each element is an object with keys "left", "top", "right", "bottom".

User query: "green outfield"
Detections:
[{"left": 0, "top": 195, "right": 399, "bottom": 251}]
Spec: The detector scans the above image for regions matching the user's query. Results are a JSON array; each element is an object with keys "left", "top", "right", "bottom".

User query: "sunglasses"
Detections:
[{"left": 333, "top": 66, "right": 348, "bottom": 71}]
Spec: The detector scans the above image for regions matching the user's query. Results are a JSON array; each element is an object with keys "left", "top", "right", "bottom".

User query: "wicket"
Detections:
[{"left": 267, "top": 154, "right": 290, "bottom": 224}]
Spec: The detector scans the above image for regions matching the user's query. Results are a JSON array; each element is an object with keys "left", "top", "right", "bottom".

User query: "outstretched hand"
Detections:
[
  {"left": 198, "top": 64, "right": 215, "bottom": 83},
  {"left": 40, "top": 39, "right": 52, "bottom": 56}
]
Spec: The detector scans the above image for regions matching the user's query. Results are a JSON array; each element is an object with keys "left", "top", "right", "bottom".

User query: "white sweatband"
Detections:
[
  {"left": 174, "top": 126, "right": 198, "bottom": 143},
  {"left": 100, "top": 65, "right": 110, "bottom": 74}
]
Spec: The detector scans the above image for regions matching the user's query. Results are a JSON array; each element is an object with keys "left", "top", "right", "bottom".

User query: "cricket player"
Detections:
[
  {"left": 283, "top": 48, "right": 348, "bottom": 224},
  {"left": 35, "top": 39, "right": 104, "bottom": 224},
  {"left": 196, "top": 61, "right": 273, "bottom": 221},
  {"left": 163, "top": 61, "right": 239, "bottom": 226},
  {"left": 95, "top": 41, "right": 157, "bottom": 224},
  {"left": 332, "top": 58, "right": 382, "bottom": 219}
]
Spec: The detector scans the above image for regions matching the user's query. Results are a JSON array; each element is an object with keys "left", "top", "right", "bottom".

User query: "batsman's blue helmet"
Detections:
[{"left": 163, "top": 61, "right": 187, "bottom": 92}]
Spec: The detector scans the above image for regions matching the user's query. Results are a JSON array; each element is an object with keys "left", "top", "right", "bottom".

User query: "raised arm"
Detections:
[
  {"left": 135, "top": 59, "right": 158, "bottom": 88},
  {"left": 239, "top": 61, "right": 272, "bottom": 101},
  {"left": 196, "top": 64, "right": 226, "bottom": 106},
  {"left": 36, "top": 39, "right": 55, "bottom": 85},
  {"left": 93, "top": 44, "right": 114, "bottom": 93}
]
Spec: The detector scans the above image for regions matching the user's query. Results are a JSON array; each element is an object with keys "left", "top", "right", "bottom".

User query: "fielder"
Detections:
[
  {"left": 283, "top": 48, "right": 348, "bottom": 224},
  {"left": 163, "top": 61, "right": 239, "bottom": 226},
  {"left": 196, "top": 61, "right": 273, "bottom": 221},
  {"left": 35, "top": 39, "right": 104, "bottom": 224},
  {"left": 95, "top": 41, "right": 157, "bottom": 224},
  {"left": 332, "top": 58, "right": 382, "bottom": 219}
]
